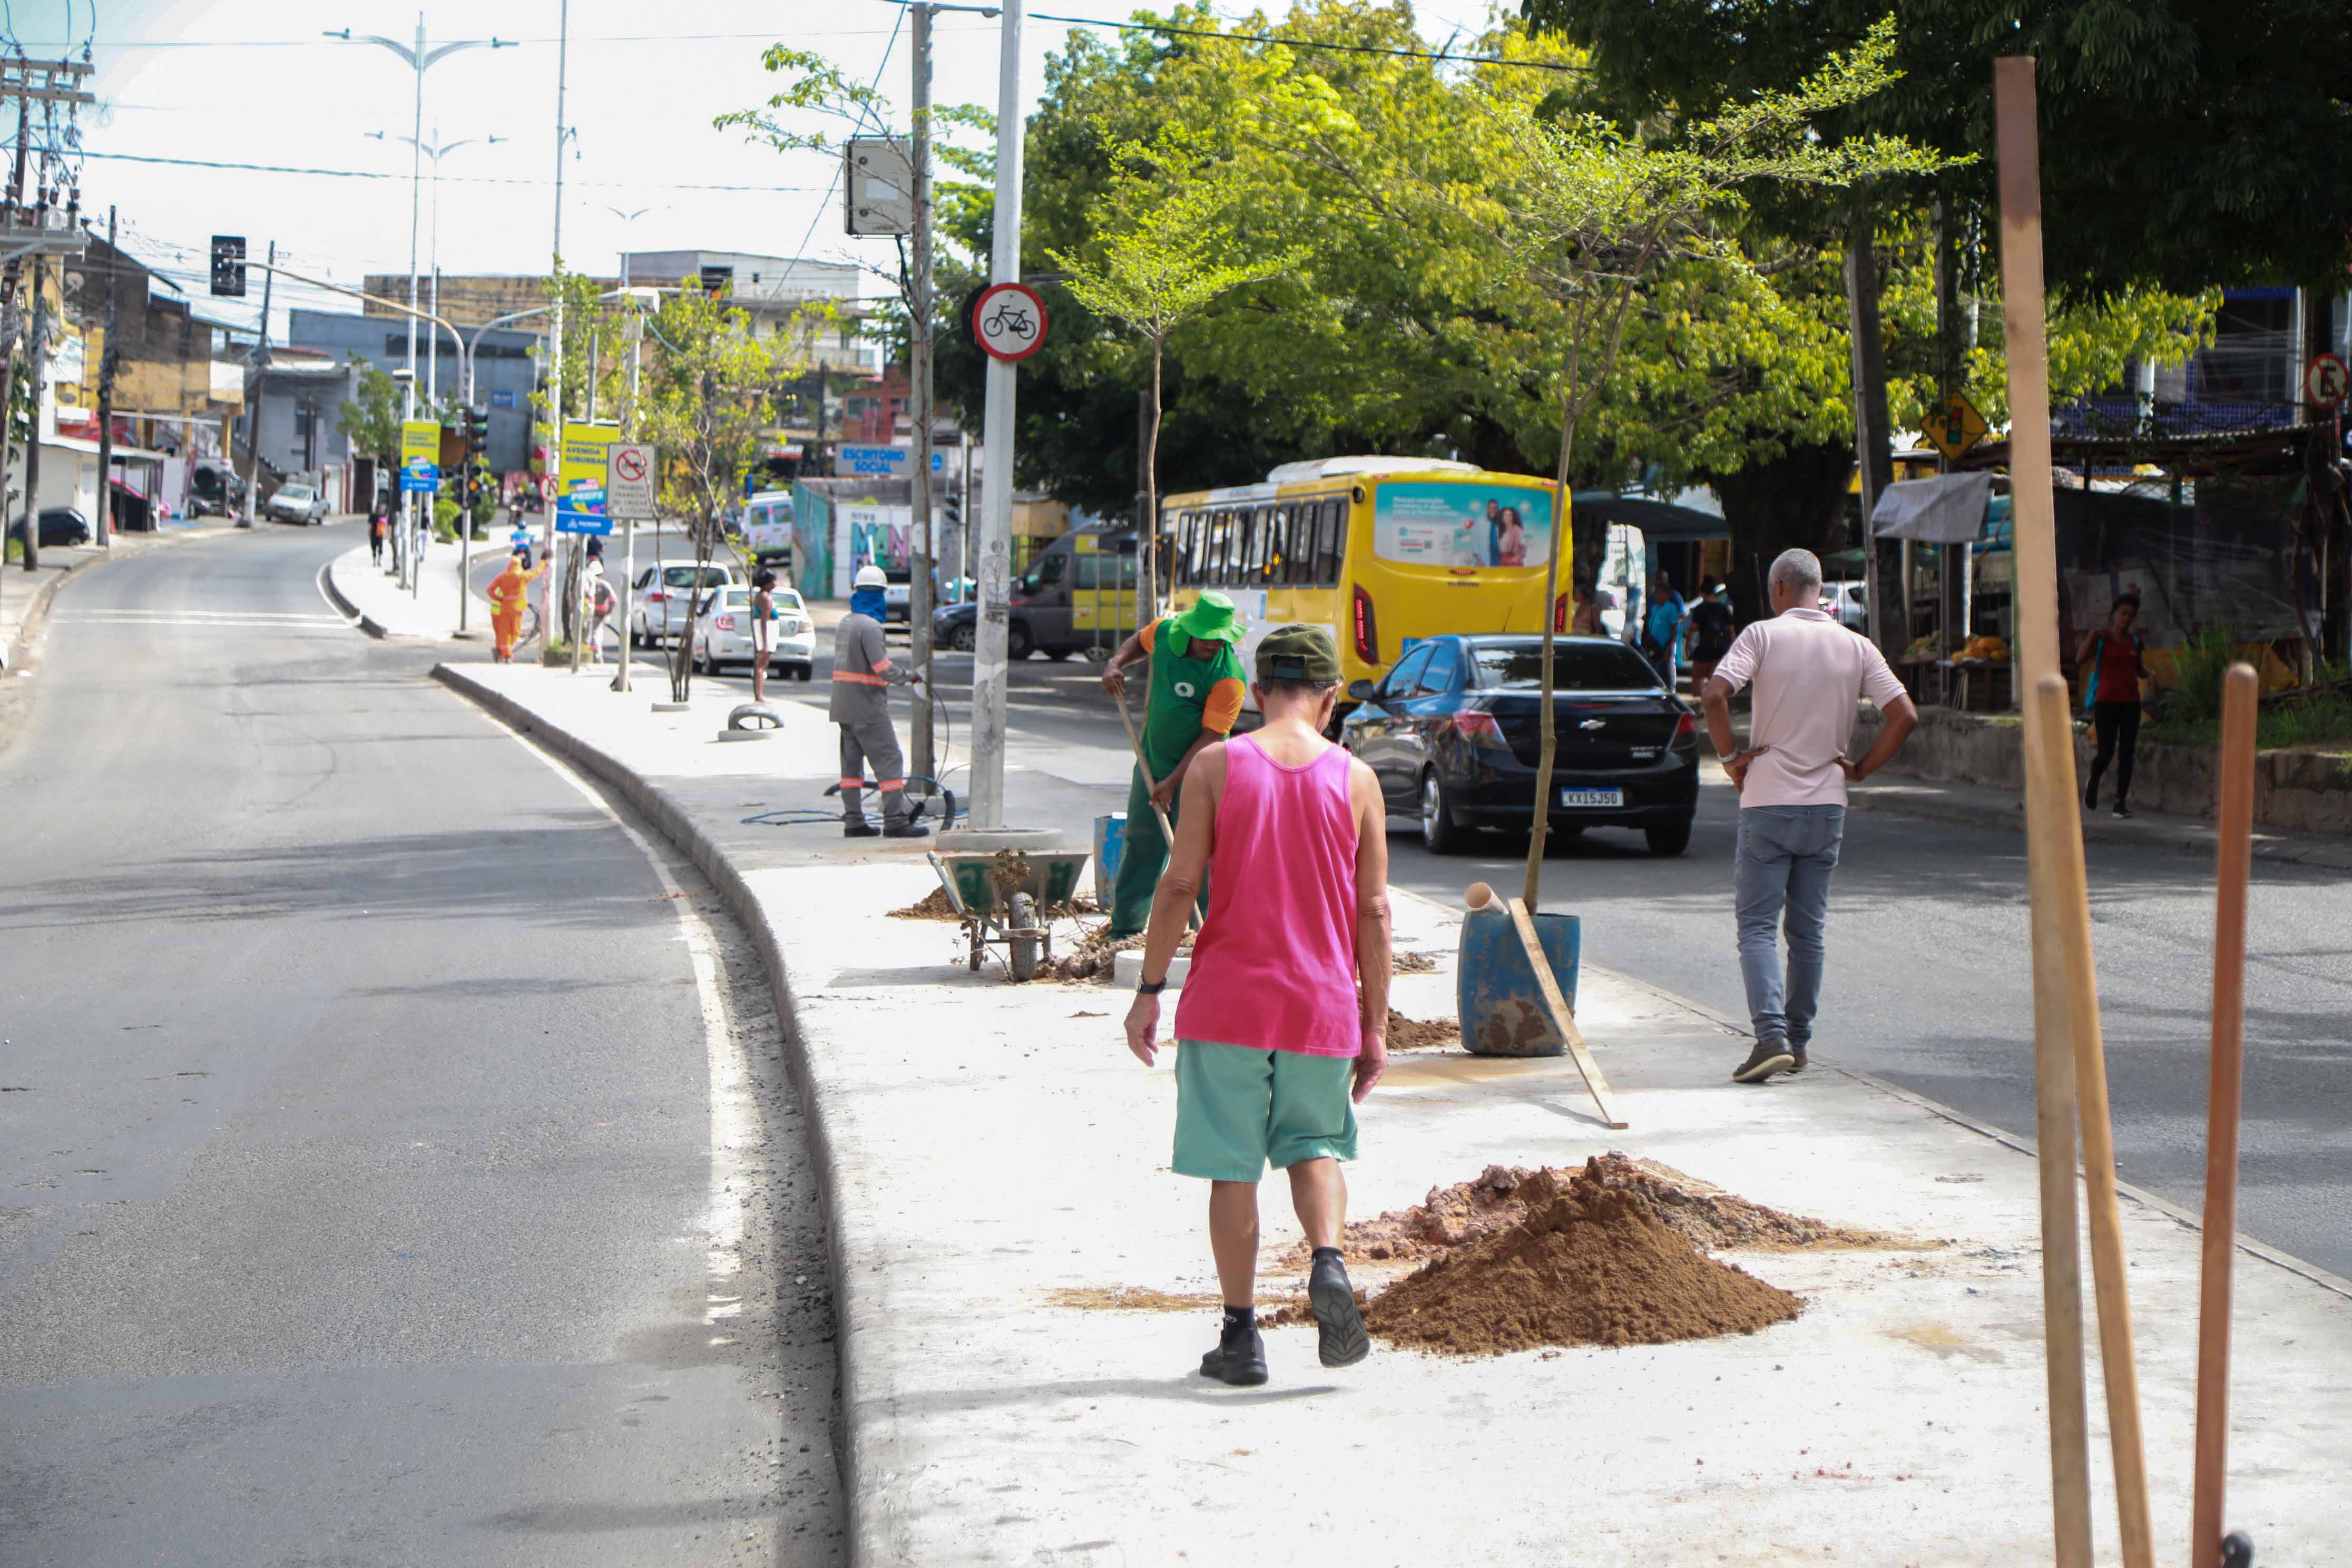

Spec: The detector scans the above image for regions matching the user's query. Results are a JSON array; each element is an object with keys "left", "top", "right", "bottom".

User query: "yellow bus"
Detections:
[{"left": 1164, "top": 457, "right": 1565, "bottom": 700}]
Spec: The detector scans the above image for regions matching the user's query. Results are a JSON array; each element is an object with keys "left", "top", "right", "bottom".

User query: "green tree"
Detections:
[
  {"left": 336, "top": 355, "right": 405, "bottom": 467},
  {"left": 1048, "top": 131, "right": 1308, "bottom": 609},
  {"left": 637, "top": 288, "right": 824, "bottom": 700}
]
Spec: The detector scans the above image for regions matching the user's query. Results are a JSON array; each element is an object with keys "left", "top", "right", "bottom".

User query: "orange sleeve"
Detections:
[
  {"left": 1139, "top": 620, "right": 1158, "bottom": 653},
  {"left": 1201, "top": 677, "right": 1246, "bottom": 735}
]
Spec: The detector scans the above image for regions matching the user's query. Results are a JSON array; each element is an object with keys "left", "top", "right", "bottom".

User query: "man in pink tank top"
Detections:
[{"left": 1124, "top": 626, "right": 1393, "bottom": 1386}]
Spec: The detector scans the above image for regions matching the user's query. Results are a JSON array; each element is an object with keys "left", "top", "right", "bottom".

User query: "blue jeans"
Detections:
[{"left": 1733, "top": 806, "right": 1846, "bottom": 1048}]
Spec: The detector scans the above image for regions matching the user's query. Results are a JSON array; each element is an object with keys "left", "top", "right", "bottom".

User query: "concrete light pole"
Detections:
[
  {"left": 367, "top": 126, "right": 505, "bottom": 406},
  {"left": 971, "top": 0, "right": 1025, "bottom": 830}
]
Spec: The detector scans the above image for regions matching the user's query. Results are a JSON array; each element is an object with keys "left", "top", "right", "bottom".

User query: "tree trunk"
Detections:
[
  {"left": 1704, "top": 441, "right": 1857, "bottom": 629},
  {"left": 1141, "top": 336, "right": 1162, "bottom": 631},
  {"left": 1522, "top": 404, "right": 1577, "bottom": 913},
  {"left": 671, "top": 513, "right": 711, "bottom": 702}
]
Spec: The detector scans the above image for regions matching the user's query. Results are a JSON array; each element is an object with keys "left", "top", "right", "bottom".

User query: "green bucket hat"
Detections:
[{"left": 1173, "top": 590, "right": 1247, "bottom": 645}]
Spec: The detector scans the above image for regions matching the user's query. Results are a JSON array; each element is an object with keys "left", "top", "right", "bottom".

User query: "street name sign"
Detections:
[
  {"left": 2306, "top": 352, "right": 2348, "bottom": 411},
  {"left": 971, "top": 282, "right": 1048, "bottom": 364},
  {"left": 1923, "top": 391, "right": 1990, "bottom": 461}
]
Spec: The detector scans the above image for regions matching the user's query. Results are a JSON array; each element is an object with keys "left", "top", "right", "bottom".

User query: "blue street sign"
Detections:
[
  {"left": 490, "top": 388, "right": 516, "bottom": 409},
  {"left": 401, "top": 456, "right": 438, "bottom": 493},
  {"left": 555, "top": 483, "right": 611, "bottom": 536},
  {"left": 837, "top": 443, "right": 909, "bottom": 478}
]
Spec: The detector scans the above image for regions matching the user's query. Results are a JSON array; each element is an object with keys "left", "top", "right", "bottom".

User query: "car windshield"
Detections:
[
  {"left": 776, "top": 591, "right": 804, "bottom": 611},
  {"left": 277, "top": 486, "right": 312, "bottom": 502},
  {"left": 664, "top": 566, "right": 727, "bottom": 589},
  {"left": 1471, "top": 641, "right": 1660, "bottom": 691}
]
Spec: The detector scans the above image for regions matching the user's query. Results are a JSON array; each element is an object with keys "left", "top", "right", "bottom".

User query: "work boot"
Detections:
[
  {"left": 1787, "top": 1045, "right": 1809, "bottom": 1074},
  {"left": 843, "top": 822, "right": 880, "bottom": 839},
  {"left": 883, "top": 820, "right": 932, "bottom": 839},
  {"left": 1733, "top": 1036, "right": 1795, "bottom": 1084},
  {"left": 1308, "top": 1248, "right": 1369, "bottom": 1368},
  {"left": 1199, "top": 1310, "right": 1268, "bottom": 1387}
]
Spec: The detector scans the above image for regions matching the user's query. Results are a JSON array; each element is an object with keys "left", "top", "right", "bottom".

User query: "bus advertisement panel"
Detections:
[{"left": 1374, "top": 482, "right": 1553, "bottom": 570}]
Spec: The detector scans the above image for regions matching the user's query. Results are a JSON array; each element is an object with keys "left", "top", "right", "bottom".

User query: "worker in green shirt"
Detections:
[{"left": 1100, "top": 591, "right": 1249, "bottom": 938}]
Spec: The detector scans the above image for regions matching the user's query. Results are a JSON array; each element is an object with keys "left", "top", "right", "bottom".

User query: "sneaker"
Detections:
[
  {"left": 2112, "top": 803, "right": 2133, "bottom": 819},
  {"left": 1308, "top": 1249, "right": 1369, "bottom": 1368},
  {"left": 2083, "top": 782, "right": 2099, "bottom": 810},
  {"left": 1199, "top": 1317, "right": 1269, "bottom": 1387},
  {"left": 883, "top": 820, "right": 932, "bottom": 839},
  {"left": 843, "top": 822, "right": 880, "bottom": 839},
  {"left": 1733, "top": 1037, "right": 1795, "bottom": 1083}
]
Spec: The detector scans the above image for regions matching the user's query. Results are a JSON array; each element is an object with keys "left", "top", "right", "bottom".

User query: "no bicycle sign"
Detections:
[{"left": 969, "top": 282, "right": 1048, "bottom": 364}]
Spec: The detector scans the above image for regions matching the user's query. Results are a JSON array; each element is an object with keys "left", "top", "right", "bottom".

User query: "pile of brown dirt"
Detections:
[
  {"left": 888, "top": 886, "right": 963, "bottom": 921},
  {"left": 1387, "top": 1010, "right": 1462, "bottom": 1051},
  {"left": 1289, "top": 1152, "right": 1905, "bottom": 1267},
  {"left": 1361, "top": 1157, "right": 1803, "bottom": 1354},
  {"left": 1393, "top": 950, "right": 1438, "bottom": 974},
  {"left": 1038, "top": 922, "right": 1191, "bottom": 983}
]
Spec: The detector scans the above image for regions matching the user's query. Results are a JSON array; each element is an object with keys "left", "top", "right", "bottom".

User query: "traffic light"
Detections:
[
  {"left": 208, "top": 235, "right": 246, "bottom": 298},
  {"left": 461, "top": 405, "right": 489, "bottom": 459}
]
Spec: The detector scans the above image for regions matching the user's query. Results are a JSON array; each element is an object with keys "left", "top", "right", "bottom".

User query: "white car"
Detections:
[
  {"left": 630, "top": 558, "right": 741, "bottom": 646},
  {"left": 264, "top": 482, "right": 328, "bottom": 525},
  {"left": 884, "top": 570, "right": 910, "bottom": 623},
  {"left": 691, "top": 584, "right": 815, "bottom": 680}
]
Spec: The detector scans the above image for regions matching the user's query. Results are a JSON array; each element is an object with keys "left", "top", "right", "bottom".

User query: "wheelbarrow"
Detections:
[{"left": 927, "top": 847, "right": 1091, "bottom": 981}]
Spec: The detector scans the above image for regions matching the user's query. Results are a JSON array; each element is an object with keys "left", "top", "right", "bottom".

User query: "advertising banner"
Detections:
[
  {"left": 554, "top": 422, "right": 619, "bottom": 536},
  {"left": 1373, "top": 482, "right": 1553, "bottom": 569}
]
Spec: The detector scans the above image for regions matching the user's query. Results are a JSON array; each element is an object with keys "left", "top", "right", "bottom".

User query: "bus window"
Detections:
[
  {"left": 1202, "top": 510, "right": 1229, "bottom": 585},
  {"left": 1223, "top": 509, "right": 1251, "bottom": 587},
  {"left": 1254, "top": 507, "right": 1280, "bottom": 584},
  {"left": 1174, "top": 512, "right": 1195, "bottom": 587},
  {"left": 1288, "top": 502, "right": 1321, "bottom": 585},
  {"left": 1315, "top": 498, "right": 1345, "bottom": 586},
  {"left": 1267, "top": 505, "right": 1296, "bottom": 585}
]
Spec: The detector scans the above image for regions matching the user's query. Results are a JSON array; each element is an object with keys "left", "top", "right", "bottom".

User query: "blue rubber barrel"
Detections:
[
  {"left": 1093, "top": 814, "right": 1126, "bottom": 907},
  {"left": 1456, "top": 905, "right": 1582, "bottom": 1057}
]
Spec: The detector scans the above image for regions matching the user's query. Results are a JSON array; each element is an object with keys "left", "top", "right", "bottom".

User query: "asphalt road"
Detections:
[
  {"left": 0, "top": 523, "right": 841, "bottom": 1565},
  {"left": 747, "top": 614, "right": 2352, "bottom": 1281}
]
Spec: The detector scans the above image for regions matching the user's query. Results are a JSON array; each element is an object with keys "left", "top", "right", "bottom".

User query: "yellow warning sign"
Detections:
[{"left": 1923, "top": 391, "right": 1990, "bottom": 462}]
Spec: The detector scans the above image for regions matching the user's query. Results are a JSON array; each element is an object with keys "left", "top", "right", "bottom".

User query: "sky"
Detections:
[{"left": 54, "top": 0, "right": 1505, "bottom": 344}]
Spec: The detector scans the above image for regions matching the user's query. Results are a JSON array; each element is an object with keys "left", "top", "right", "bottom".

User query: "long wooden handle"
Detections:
[
  {"left": 1112, "top": 679, "right": 1199, "bottom": 932},
  {"left": 2031, "top": 676, "right": 2155, "bottom": 1568},
  {"left": 2192, "top": 664, "right": 2259, "bottom": 1567},
  {"left": 1995, "top": 57, "right": 2096, "bottom": 1568},
  {"left": 1504, "top": 897, "right": 1625, "bottom": 1130}
]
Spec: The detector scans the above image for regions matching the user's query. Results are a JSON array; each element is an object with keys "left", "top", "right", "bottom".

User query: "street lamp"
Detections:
[{"left": 366, "top": 126, "right": 505, "bottom": 405}]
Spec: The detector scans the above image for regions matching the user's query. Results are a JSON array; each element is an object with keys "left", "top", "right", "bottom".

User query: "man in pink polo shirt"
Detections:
[{"left": 1701, "top": 549, "right": 1918, "bottom": 1083}]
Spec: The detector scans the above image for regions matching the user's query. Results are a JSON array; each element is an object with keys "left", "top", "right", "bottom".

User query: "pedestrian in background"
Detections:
[
  {"left": 2076, "top": 591, "right": 2148, "bottom": 819},
  {"left": 1099, "top": 592, "right": 1249, "bottom": 937},
  {"left": 831, "top": 564, "right": 928, "bottom": 839},
  {"left": 368, "top": 508, "right": 388, "bottom": 566},
  {"left": 750, "top": 568, "right": 778, "bottom": 702},
  {"left": 1687, "top": 580, "right": 1736, "bottom": 690},
  {"left": 1700, "top": 548, "right": 1918, "bottom": 1084},
  {"left": 1570, "top": 585, "right": 1603, "bottom": 635},
  {"left": 1124, "top": 625, "right": 1388, "bottom": 1386},
  {"left": 1643, "top": 570, "right": 1687, "bottom": 686}
]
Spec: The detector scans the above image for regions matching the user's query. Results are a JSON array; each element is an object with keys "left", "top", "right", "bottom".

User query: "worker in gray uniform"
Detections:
[{"left": 831, "top": 563, "right": 929, "bottom": 839}]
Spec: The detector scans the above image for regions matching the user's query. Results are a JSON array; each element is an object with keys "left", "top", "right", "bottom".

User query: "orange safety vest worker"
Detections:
[{"left": 488, "top": 560, "right": 545, "bottom": 663}]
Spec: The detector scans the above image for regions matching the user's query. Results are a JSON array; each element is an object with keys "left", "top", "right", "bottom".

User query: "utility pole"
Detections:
[
  {"left": 971, "top": 0, "right": 1025, "bottom": 829},
  {"left": 18, "top": 256, "right": 47, "bottom": 570},
  {"left": 613, "top": 303, "right": 644, "bottom": 694},
  {"left": 543, "top": 0, "right": 570, "bottom": 663},
  {"left": 1843, "top": 199, "right": 1897, "bottom": 655},
  {"left": 908, "top": 2, "right": 937, "bottom": 781},
  {"left": 0, "top": 97, "right": 32, "bottom": 569},
  {"left": 1934, "top": 197, "right": 1964, "bottom": 654},
  {"left": 92, "top": 204, "right": 117, "bottom": 545},
  {"left": 240, "top": 240, "right": 276, "bottom": 531}
]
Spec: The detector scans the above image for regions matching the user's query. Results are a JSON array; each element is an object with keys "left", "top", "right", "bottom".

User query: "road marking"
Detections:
[
  {"left": 57, "top": 613, "right": 349, "bottom": 630},
  {"left": 454, "top": 701, "right": 761, "bottom": 1338}
]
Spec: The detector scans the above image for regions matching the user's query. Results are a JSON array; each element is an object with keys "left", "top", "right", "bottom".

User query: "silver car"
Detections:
[{"left": 264, "top": 482, "right": 329, "bottom": 526}]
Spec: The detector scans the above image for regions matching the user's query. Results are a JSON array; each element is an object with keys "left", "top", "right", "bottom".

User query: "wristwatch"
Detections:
[{"left": 1136, "top": 977, "right": 1168, "bottom": 996}]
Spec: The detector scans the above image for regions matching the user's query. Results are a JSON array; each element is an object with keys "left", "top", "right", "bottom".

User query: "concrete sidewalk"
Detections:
[
  {"left": 324, "top": 537, "right": 489, "bottom": 641},
  {"left": 432, "top": 660, "right": 2352, "bottom": 1567},
  {"left": 2, "top": 521, "right": 248, "bottom": 670}
]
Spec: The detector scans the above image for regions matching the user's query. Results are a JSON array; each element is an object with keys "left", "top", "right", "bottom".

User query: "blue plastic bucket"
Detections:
[
  {"left": 1456, "top": 906, "right": 1582, "bottom": 1057},
  {"left": 1094, "top": 814, "right": 1126, "bottom": 907}
]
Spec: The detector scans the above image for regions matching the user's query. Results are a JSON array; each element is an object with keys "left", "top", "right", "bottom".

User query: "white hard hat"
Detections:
[{"left": 854, "top": 564, "right": 887, "bottom": 591}]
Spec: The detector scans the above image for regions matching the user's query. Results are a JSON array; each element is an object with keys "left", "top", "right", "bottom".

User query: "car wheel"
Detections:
[
  {"left": 1009, "top": 623, "right": 1033, "bottom": 661},
  {"left": 793, "top": 663, "right": 814, "bottom": 682},
  {"left": 1047, "top": 647, "right": 1073, "bottom": 661},
  {"left": 949, "top": 624, "right": 976, "bottom": 652},
  {"left": 1645, "top": 819, "right": 1693, "bottom": 857},
  {"left": 1420, "top": 770, "right": 1464, "bottom": 855}
]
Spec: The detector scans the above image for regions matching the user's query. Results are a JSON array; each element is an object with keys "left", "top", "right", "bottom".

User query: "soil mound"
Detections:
[
  {"left": 888, "top": 886, "right": 963, "bottom": 921},
  {"left": 1387, "top": 1010, "right": 1461, "bottom": 1051},
  {"left": 1392, "top": 950, "right": 1438, "bottom": 974},
  {"left": 1362, "top": 1158, "right": 1802, "bottom": 1355},
  {"left": 1297, "top": 1153, "right": 1902, "bottom": 1267}
]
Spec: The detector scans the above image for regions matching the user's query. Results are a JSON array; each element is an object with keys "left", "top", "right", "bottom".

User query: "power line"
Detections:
[{"left": 76, "top": 148, "right": 821, "bottom": 192}]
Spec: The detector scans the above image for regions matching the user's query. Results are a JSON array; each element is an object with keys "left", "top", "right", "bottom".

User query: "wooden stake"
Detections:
[
  {"left": 2192, "top": 664, "right": 2260, "bottom": 1567},
  {"left": 1495, "top": 891, "right": 1625, "bottom": 1129},
  {"left": 2031, "top": 677, "right": 2157, "bottom": 1568},
  {"left": 1993, "top": 56, "right": 2096, "bottom": 1568}
]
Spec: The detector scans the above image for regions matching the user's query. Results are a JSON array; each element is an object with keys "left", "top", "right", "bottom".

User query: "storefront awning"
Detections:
[{"left": 1871, "top": 472, "right": 1995, "bottom": 543}]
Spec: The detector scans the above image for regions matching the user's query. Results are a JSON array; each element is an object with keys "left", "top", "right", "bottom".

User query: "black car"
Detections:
[
  {"left": 1342, "top": 633, "right": 1700, "bottom": 856},
  {"left": 6, "top": 507, "right": 93, "bottom": 548}
]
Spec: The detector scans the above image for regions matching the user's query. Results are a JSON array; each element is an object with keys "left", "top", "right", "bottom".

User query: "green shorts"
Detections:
[{"left": 1172, "top": 1040, "right": 1359, "bottom": 1182}]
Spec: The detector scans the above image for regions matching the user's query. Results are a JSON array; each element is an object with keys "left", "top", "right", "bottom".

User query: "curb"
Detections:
[
  {"left": 1847, "top": 782, "right": 2352, "bottom": 874},
  {"left": 317, "top": 555, "right": 390, "bottom": 639},
  {"left": 429, "top": 662, "right": 879, "bottom": 1560}
]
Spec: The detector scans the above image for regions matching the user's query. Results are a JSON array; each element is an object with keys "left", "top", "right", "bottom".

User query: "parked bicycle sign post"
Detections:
[{"left": 970, "top": 281, "right": 1049, "bottom": 363}]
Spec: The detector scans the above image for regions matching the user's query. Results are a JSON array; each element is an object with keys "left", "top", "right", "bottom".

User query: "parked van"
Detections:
[
  {"left": 741, "top": 490, "right": 796, "bottom": 575},
  {"left": 929, "top": 526, "right": 1142, "bottom": 660}
]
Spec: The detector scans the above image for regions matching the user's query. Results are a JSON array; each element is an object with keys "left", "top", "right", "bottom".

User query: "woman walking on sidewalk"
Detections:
[
  {"left": 1124, "top": 625, "right": 1390, "bottom": 1386},
  {"left": 2077, "top": 591, "right": 2149, "bottom": 819}
]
